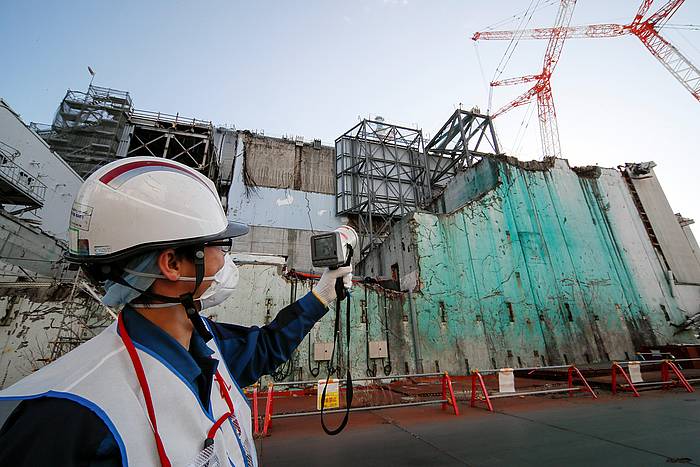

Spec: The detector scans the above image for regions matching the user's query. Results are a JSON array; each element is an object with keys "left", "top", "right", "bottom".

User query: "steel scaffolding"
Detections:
[
  {"left": 35, "top": 85, "right": 133, "bottom": 178},
  {"left": 335, "top": 118, "right": 430, "bottom": 258}
]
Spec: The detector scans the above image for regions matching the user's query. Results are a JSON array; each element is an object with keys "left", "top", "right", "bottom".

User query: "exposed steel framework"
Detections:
[
  {"left": 335, "top": 118, "right": 429, "bottom": 259},
  {"left": 474, "top": 0, "right": 700, "bottom": 103},
  {"left": 122, "top": 109, "right": 219, "bottom": 182},
  {"left": 35, "top": 85, "right": 223, "bottom": 196},
  {"left": 476, "top": 0, "right": 577, "bottom": 159},
  {"left": 424, "top": 109, "right": 501, "bottom": 189}
]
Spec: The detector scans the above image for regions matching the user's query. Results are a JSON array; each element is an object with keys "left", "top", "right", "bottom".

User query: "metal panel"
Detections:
[
  {"left": 369, "top": 340, "right": 389, "bottom": 359},
  {"left": 335, "top": 118, "right": 429, "bottom": 258},
  {"left": 313, "top": 342, "right": 334, "bottom": 361}
]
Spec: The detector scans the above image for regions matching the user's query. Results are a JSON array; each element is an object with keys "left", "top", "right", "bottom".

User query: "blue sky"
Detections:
[{"left": 1, "top": 0, "right": 699, "bottom": 233}]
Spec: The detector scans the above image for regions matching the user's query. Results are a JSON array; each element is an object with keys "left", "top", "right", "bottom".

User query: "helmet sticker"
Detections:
[
  {"left": 94, "top": 245, "right": 111, "bottom": 255},
  {"left": 77, "top": 238, "right": 90, "bottom": 255},
  {"left": 70, "top": 203, "right": 93, "bottom": 231}
]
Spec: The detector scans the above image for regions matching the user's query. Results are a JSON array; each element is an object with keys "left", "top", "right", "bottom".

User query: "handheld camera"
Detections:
[{"left": 310, "top": 226, "right": 358, "bottom": 300}]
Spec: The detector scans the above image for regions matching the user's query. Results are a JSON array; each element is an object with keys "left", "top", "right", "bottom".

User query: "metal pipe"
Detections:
[
  {"left": 269, "top": 372, "right": 444, "bottom": 388},
  {"left": 620, "top": 381, "right": 676, "bottom": 387},
  {"left": 270, "top": 399, "right": 448, "bottom": 419},
  {"left": 476, "top": 364, "right": 573, "bottom": 374},
  {"left": 488, "top": 387, "right": 581, "bottom": 399},
  {"left": 616, "top": 358, "right": 700, "bottom": 366},
  {"left": 407, "top": 290, "right": 424, "bottom": 373}
]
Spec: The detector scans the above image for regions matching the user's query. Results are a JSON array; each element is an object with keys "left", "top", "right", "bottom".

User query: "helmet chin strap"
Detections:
[
  {"left": 178, "top": 248, "right": 213, "bottom": 342},
  {"left": 110, "top": 246, "right": 213, "bottom": 342}
]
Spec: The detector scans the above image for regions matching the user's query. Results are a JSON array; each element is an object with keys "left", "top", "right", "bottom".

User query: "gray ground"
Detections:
[
  {"left": 256, "top": 390, "right": 700, "bottom": 466},
  {"left": 3, "top": 390, "right": 698, "bottom": 465}
]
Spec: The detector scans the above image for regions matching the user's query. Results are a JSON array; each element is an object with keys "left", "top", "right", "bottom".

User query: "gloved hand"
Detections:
[{"left": 312, "top": 266, "right": 353, "bottom": 306}]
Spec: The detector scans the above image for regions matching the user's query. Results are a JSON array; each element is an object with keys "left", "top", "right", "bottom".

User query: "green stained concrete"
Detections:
[
  {"left": 407, "top": 158, "right": 694, "bottom": 372},
  {"left": 223, "top": 157, "right": 697, "bottom": 385}
]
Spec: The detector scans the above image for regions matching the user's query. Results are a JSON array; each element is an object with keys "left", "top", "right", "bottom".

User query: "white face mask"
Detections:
[
  {"left": 128, "top": 254, "right": 239, "bottom": 309},
  {"left": 197, "top": 254, "right": 239, "bottom": 310}
]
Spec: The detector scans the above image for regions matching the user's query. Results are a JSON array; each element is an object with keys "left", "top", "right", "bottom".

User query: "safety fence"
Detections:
[
  {"left": 611, "top": 358, "right": 700, "bottom": 396},
  {"left": 242, "top": 359, "right": 700, "bottom": 435},
  {"left": 245, "top": 372, "right": 459, "bottom": 436},
  {"left": 469, "top": 364, "right": 597, "bottom": 412}
]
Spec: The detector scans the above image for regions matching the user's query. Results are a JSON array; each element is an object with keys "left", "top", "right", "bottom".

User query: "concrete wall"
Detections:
[
  {"left": 0, "top": 210, "right": 71, "bottom": 281},
  {"left": 439, "top": 157, "right": 500, "bottom": 214},
  {"left": 3, "top": 155, "right": 698, "bottom": 387},
  {"left": 365, "top": 157, "right": 700, "bottom": 374},
  {"left": 232, "top": 225, "right": 323, "bottom": 274},
  {"left": 0, "top": 99, "right": 84, "bottom": 240},
  {"left": 204, "top": 256, "right": 415, "bottom": 382},
  {"left": 0, "top": 285, "right": 106, "bottom": 388},
  {"left": 359, "top": 215, "right": 420, "bottom": 290},
  {"left": 227, "top": 132, "right": 347, "bottom": 271},
  {"left": 630, "top": 165, "right": 700, "bottom": 285},
  {"left": 239, "top": 132, "right": 334, "bottom": 195},
  {"left": 680, "top": 217, "right": 700, "bottom": 275}
]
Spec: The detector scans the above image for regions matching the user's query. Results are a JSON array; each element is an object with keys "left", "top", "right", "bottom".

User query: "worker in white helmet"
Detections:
[{"left": 0, "top": 157, "right": 351, "bottom": 466}]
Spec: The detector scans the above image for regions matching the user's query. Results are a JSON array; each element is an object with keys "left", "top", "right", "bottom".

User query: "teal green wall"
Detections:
[{"left": 408, "top": 158, "right": 692, "bottom": 372}]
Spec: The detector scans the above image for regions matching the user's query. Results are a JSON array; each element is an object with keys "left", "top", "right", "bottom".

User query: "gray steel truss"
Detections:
[
  {"left": 425, "top": 109, "right": 501, "bottom": 191},
  {"left": 335, "top": 119, "right": 430, "bottom": 258}
]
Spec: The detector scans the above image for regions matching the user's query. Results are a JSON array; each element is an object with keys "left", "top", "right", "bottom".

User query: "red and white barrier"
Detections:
[
  {"left": 611, "top": 359, "right": 697, "bottom": 396},
  {"left": 258, "top": 372, "right": 459, "bottom": 436},
  {"left": 470, "top": 364, "right": 597, "bottom": 412}
]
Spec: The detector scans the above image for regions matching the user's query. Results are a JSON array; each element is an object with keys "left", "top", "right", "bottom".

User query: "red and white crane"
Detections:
[
  {"left": 480, "top": 0, "right": 577, "bottom": 159},
  {"left": 474, "top": 0, "right": 700, "bottom": 103}
]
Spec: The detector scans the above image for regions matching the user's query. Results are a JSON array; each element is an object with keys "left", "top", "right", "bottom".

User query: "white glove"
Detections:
[{"left": 312, "top": 266, "right": 353, "bottom": 306}]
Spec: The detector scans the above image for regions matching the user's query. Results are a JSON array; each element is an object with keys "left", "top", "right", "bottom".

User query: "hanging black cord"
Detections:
[
  {"left": 320, "top": 291, "right": 352, "bottom": 435},
  {"left": 309, "top": 336, "right": 321, "bottom": 378},
  {"left": 364, "top": 286, "right": 376, "bottom": 377},
  {"left": 320, "top": 246, "right": 353, "bottom": 436},
  {"left": 382, "top": 293, "right": 392, "bottom": 376}
]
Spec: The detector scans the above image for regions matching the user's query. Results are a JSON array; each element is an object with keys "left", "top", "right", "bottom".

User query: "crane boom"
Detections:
[
  {"left": 473, "top": 0, "right": 699, "bottom": 102},
  {"left": 489, "top": 0, "right": 577, "bottom": 158},
  {"left": 472, "top": 24, "right": 625, "bottom": 41},
  {"left": 637, "top": 26, "right": 700, "bottom": 101}
]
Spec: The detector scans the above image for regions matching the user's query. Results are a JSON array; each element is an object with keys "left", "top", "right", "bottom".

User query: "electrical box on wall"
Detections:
[
  {"left": 369, "top": 340, "right": 389, "bottom": 359},
  {"left": 313, "top": 342, "right": 334, "bottom": 361}
]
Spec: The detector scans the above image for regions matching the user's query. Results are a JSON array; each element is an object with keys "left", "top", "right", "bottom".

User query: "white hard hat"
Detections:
[{"left": 66, "top": 157, "right": 248, "bottom": 263}]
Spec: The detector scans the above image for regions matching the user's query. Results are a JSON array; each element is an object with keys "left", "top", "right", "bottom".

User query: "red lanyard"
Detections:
[{"left": 118, "top": 312, "right": 236, "bottom": 467}]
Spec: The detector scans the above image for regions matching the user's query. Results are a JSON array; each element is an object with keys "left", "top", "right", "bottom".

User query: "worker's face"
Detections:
[{"left": 154, "top": 246, "right": 226, "bottom": 300}]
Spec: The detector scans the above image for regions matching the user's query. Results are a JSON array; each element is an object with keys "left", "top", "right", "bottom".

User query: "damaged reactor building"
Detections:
[{"left": 0, "top": 85, "right": 699, "bottom": 388}]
